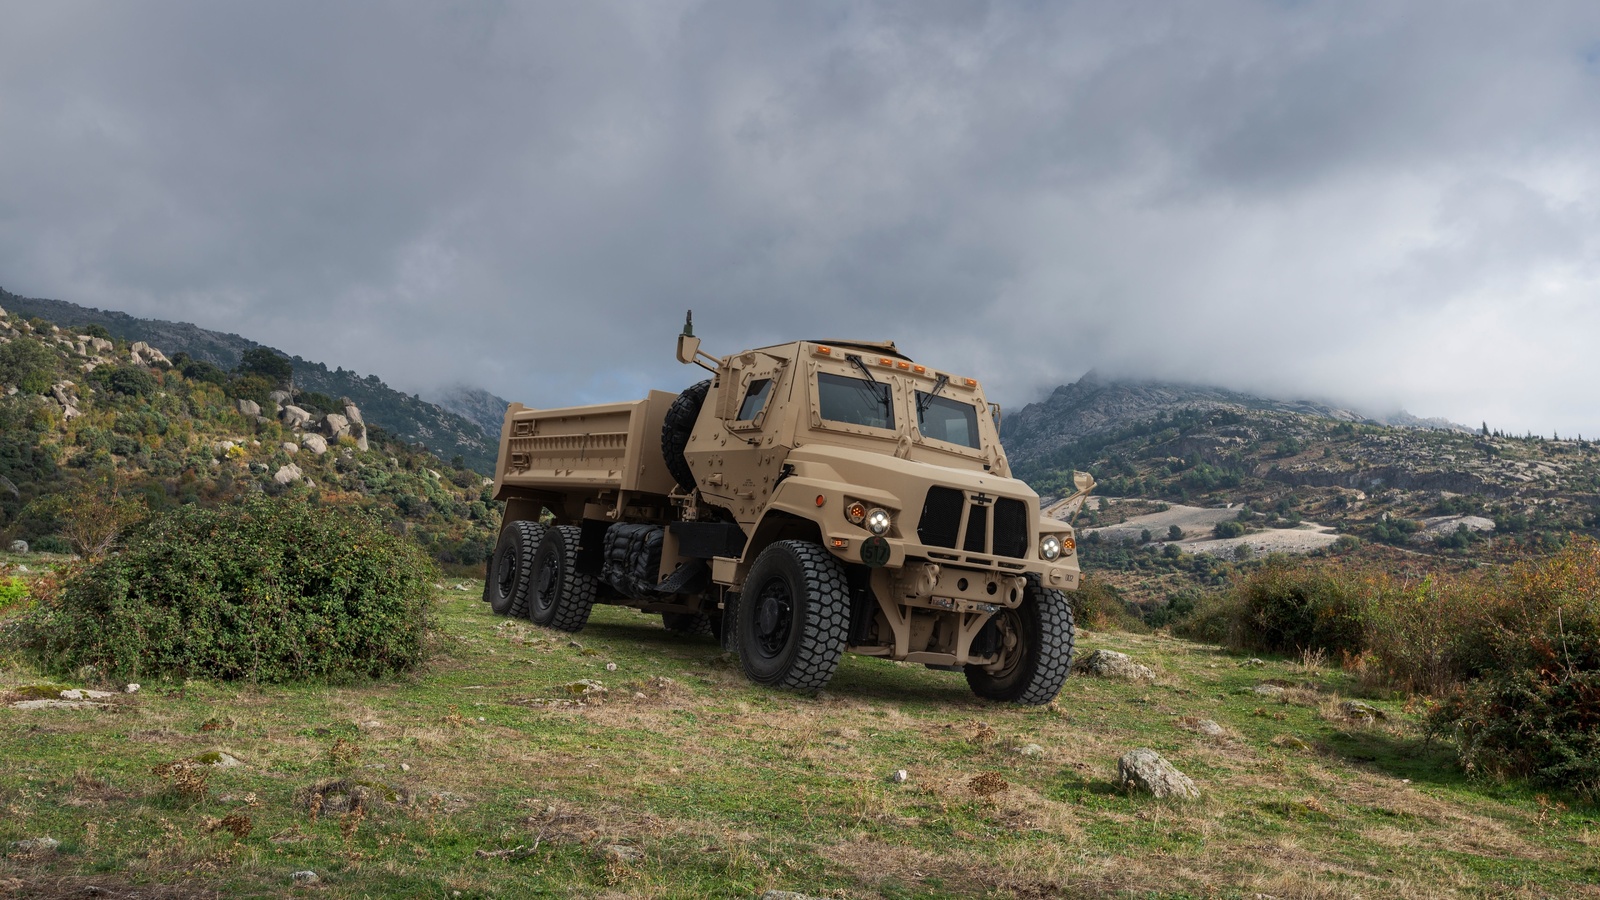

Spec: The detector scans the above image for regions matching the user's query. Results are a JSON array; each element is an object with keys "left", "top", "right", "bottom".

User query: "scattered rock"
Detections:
[
  {"left": 1073, "top": 649, "right": 1157, "bottom": 681},
  {"left": 761, "top": 893, "right": 825, "bottom": 900},
  {"left": 129, "top": 341, "right": 171, "bottom": 366},
  {"left": 1253, "top": 684, "right": 1287, "bottom": 697},
  {"left": 1176, "top": 717, "right": 1227, "bottom": 737},
  {"left": 9, "top": 837, "right": 59, "bottom": 854},
  {"left": 1271, "top": 734, "right": 1312, "bottom": 751},
  {"left": 291, "top": 870, "right": 319, "bottom": 885},
  {"left": 604, "top": 662, "right": 617, "bottom": 672},
  {"left": 1340, "top": 700, "right": 1387, "bottom": 722},
  {"left": 280, "top": 405, "right": 313, "bottom": 428},
  {"left": 1117, "top": 748, "right": 1200, "bottom": 800},
  {"left": 601, "top": 844, "right": 643, "bottom": 865},
  {"left": 237, "top": 399, "right": 261, "bottom": 417},
  {"left": 268, "top": 390, "right": 292, "bottom": 405},
  {"left": 8, "top": 540, "right": 26, "bottom": 553},
  {"left": 281, "top": 442, "right": 300, "bottom": 455},
  {"left": 10, "top": 699, "right": 101, "bottom": 710},
  {"left": 562, "top": 679, "right": 606, "bottom": 697},
  {"left": 193, "top": 750, "right": 244, "bottom": 768},
  {"left": 124, "top": 684, "right": 140, "bottom": 694},
  {"left": 273, "top": 464, "right": 303, "bottom": 485},
  {"left": 889, "top": 769, "right": 909, "bottom": 784},
  {"left": 300, "top": 434, "right": 329, "bottom": 455},
  {"left": 59, "top": 689, "right": 115, "bottom": 701},
  {"left": 1015, "top": 743, "right": 1046, "bottom": 757},
  {"left": 1239, "top": 658, "right": 1267, "bottom": 668}
]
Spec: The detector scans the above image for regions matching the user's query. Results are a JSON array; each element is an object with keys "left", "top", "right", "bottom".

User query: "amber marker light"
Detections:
[
  {"left": 879, "top": 357, "right": 893, "bottom": 366},
  {"left": 815, "top": 494, "right": 826, "bottom": 507},
  {"left": 913, "top": 365, "right": 926, "bottom": 374},
  {"left": 831, "top": 538, "right": 848, "bottom": 549},
  {"left": 965, "top": 378, "right": 978, "bottom": 387},
  {"left": 816, "top": 345, "right": 833, "bottom": 356},
  {"left": 845, "top": 501, "right": 867, "bottom": 525}
]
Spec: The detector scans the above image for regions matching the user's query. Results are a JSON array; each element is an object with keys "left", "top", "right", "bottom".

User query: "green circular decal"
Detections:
[{"left": 861, "top": 536, "right": 891, "bottom": 568}]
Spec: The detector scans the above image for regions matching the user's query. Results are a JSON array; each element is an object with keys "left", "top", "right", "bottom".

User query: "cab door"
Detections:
[{"left": 688, "top": 351, "right": 793, "bottom": 523}]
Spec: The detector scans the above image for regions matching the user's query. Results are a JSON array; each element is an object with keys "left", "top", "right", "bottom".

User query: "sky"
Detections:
[{"left": 3, "top": 1, "right": 1599, "bottom": 436}]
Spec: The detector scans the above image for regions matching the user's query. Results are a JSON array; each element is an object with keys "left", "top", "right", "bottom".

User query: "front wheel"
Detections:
[
  {"left": 965, "top": 578, "right": 1075, "bottom": 705},
  {"left": 528, "top": 524, "right": 599, "bottom": 632},
  {"left": 737, "top": 540, "right": 852, "bottom": 692}
]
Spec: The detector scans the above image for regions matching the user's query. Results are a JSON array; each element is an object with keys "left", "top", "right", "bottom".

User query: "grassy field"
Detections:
[{"left": 2, "top": 581, "right": 1597, "bottom": 899}]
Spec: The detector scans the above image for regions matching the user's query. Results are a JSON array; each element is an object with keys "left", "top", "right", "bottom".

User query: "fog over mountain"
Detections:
[{"left": 3, "top": 2, "right": 1598, "bottom": 436}]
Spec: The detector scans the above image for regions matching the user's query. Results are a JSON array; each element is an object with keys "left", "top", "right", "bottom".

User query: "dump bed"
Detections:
[{"left": 494, "top": 391, "right": 680, "bottom": 497}]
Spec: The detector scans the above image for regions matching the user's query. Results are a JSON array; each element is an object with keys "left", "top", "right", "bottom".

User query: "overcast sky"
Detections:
[{"left": 3, "top": 2, "right": 1598, "bottom": 435}]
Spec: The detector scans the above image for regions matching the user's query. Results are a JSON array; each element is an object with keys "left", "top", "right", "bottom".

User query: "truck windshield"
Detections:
[
  {"left": 818, "top": 372, "right": 895, "bottom": 430},
  {"left": 916, "top": 392, "right": 980, "bottom": 448}
]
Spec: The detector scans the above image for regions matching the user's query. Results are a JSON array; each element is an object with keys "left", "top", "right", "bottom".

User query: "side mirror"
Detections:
[
  {"left": 989, "top": 402, "right": 1002, "bottom": 429},
  {"left": 676, "top": 333, "right": 702, "bottom": 365}
]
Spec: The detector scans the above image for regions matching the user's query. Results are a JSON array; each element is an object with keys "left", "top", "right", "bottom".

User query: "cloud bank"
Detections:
[{"left": 3, "top": 1, "right": 1598, "bottom": 435}]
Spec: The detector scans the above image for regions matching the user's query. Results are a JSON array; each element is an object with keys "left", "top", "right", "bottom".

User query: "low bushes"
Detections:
[
  {"left": 1175, "top": 543, "right": 1600, "bottom": 801},
  {"left": 23, "top": 496, "right": 436, "bottom": 683}
]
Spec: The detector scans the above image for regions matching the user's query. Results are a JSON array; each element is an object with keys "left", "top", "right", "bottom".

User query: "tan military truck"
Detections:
[{"left": 483, "top": 316, "right": 1092, "bottom": 704}]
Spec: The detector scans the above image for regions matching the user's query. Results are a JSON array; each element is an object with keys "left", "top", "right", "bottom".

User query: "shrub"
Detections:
[
  {"left": 22, "top": 496, "right": 436, "bottom": 683},
  {"left": 88, "top": 365, "right": 158, "bottom": 398},
  {"left": 1213, "top": 520, "right": 1246, "bottom": 539},
  {"left": 1427, "top": 543, "right": 1600, "bottom": 801},
  {"left": 1225, "top": 562, "right": 1367, "bottom": 656},
  {"left": 0, "top": 577, "right": 28, "bottom": 614}
]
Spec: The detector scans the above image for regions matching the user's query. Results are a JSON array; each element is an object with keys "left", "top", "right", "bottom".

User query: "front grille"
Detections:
[
  {"left": 993, "top": 498, "right": 1029, "bottom": 559},
  {"left": 918, "top": 486, "right": 965, "bottom": 549},
  {"left": 916, "top": 487, "right": 1031, "bottom": 560},
  {"left": 963, "top": 505, "right": 988, "bottom": 553}
]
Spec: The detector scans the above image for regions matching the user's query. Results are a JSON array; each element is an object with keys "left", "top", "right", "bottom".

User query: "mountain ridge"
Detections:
[{"left": 0, "top": 287, "right": 498, "bottom": 472}]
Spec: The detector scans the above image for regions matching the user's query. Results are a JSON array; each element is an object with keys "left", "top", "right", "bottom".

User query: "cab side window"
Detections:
[{"left": 737, "top": 378, "right": 774, "bottom": 421}]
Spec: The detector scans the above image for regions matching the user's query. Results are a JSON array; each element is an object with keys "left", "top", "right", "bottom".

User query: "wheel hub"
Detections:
[
  {"left": 752, "top": 579, "right": 793, "bottom": 657},
  {"left": 535, "top": 562, "right": 556, "bottom": 610}
]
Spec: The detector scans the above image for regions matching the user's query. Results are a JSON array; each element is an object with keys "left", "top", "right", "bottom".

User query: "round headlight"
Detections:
[
  {"left": 1040, "top": 535, "right": 1063, "bottom": 560},
  {"left": 866, "top": 508, "right": 892, "bottom": 536}
]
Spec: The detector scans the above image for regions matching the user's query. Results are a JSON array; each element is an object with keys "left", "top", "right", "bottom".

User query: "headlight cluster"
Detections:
[
  {"left": 1040, "top": 535, "right": 1063, "bottom": 560},
  {"left": 845, "top": 500, "right": 893, "bottom": 536}
]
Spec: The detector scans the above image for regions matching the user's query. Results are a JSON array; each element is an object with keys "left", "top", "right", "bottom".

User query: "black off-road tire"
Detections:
[
  {"left": 662, "top": 612, "right": 715, "bottom": 638},
  {"left": 661, "top": 380, "right": 712, "bottom": 492},
  {"left": 485, "top": 521, "right": 545, "bottom": 617},
  {"left": 737, "top": 540, "right": 852, "bottom": 693},
  {"left": 528, "top": 524, "right": 599, "bottom": 632},
  {"left": 965, "top": 577, "right": 1075, "bottom": 705}
]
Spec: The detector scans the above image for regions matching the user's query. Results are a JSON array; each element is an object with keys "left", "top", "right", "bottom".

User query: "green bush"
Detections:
[
  {"left": 1223, "top": 563, "right": 1366, "bottom": 655},
  {"left": 1427, "top": 544, "right": 1600, "bottom": 801},
  {"left": 1213, "top": 520, "right": 1246, "bottom": 539},
  {"left": 23, "top": 496, "right": 436, "bottom": 683},
  {"left": 0, "top": 577, "right": 28, "bottom": 613}
]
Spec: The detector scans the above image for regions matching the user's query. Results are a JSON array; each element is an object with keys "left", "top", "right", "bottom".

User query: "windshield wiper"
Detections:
[
  {"left": 845, "top": 354, "right": 893, "bottom": 421},
  {"left": 916, "top": 373, "right": 950, "bottom": 418}
]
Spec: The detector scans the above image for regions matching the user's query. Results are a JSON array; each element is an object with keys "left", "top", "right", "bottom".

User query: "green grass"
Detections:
[{"left": 2, "top": 585, "right": 1597, "bottom": 898}]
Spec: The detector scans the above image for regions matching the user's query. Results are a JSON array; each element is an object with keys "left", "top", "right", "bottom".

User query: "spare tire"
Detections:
[{"left": 661, "top": 379, "right": 711, "bottom": 492}]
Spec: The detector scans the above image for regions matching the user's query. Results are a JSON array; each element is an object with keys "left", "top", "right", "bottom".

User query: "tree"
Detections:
[
  {"left": 234, "top": 348, "right": 293, "bottom": 386},
  {"left": 1168, "top": 524, "right": 1183, "bottom": 541}
]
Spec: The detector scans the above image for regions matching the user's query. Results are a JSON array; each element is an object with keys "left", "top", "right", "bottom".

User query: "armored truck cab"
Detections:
[{"left": 485, "top": 319, "right": 1092, "bottom": 704}]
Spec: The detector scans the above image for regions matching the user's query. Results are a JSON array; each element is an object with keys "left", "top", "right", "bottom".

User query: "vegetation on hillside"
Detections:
[{"left": 0, "top": 309, "right": 498, "bottom": 569}]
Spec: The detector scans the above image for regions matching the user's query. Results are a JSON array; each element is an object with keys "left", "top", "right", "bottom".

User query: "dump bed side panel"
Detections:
[{"left": 493, "top": 391, "right": 678, "bottom": 498}]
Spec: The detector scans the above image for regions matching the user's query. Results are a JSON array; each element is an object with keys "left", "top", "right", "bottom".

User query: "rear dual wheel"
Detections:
[
  {"left": 485, "top": 521, "right": 544, "bottom": 617},
  {"left": 529, "top": 524, "right": 599, "bottom": 633}
]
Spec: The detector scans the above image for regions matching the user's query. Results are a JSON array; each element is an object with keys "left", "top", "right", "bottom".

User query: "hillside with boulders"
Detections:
[
  {"left": 0, "top": 287, "right": 498, "bottom": 472},
  {"left": 0, "top": 302, "right": 497, "bottom": 569}
]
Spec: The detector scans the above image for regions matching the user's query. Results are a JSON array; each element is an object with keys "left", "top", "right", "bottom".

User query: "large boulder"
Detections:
[
  {"left": 280, "top": 405, "right": 312, "bottom": 428},
  {"left": 323, "top": 413, "right": 350, "bottom": 439},
  {"left": 8, "top": 540, "right": 27, "bottom": 554},
  {"left": 300, "top": 434, "right": 329, "bottom": 455},
  {"left": 273, "top": 464, "right": 303, "bottom": 486},
  {"left": 343, "top": 403, "right": 363, "bottom": 425},
  {"left": 267, "top": 389, "right": 292, "bottom": 405},
  {"left": 237, "top": 399, "right": 261, "bottom": 418},
  {"left": 1074, "top": 649, "right": 1157, "bottom": 682},
  {"left": 129, "top": 341, "right": 171, "bottom": 367},
  {"left": 1117, "top": 748, "right": 1199, "bottom": 800},
  {"left": 350, "top": 421, "right": 369, "bottom": 451}
]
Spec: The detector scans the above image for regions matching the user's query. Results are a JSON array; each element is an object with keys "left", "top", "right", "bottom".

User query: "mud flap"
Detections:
[{"left": 720, "top": 594, "right": 740, "bottom": 654}]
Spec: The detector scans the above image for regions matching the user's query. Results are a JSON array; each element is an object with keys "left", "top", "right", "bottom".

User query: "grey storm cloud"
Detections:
[{"left": 3, "top": 1, "right": 1599, "bottom": 435}]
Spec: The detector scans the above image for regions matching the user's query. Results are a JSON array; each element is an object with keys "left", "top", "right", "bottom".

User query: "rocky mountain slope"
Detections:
[
  {"left": 1002, "top": 370, "right": 1469, "bottom": 470},
  {"left": 0, "top": 303, "right": 497, "bottom": 567},
  {"left": 0, "top": 287, "right": 496, "bottom": 472},
  {"left": 427, "top": 384, "right": 511, "bottom": 444}
]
